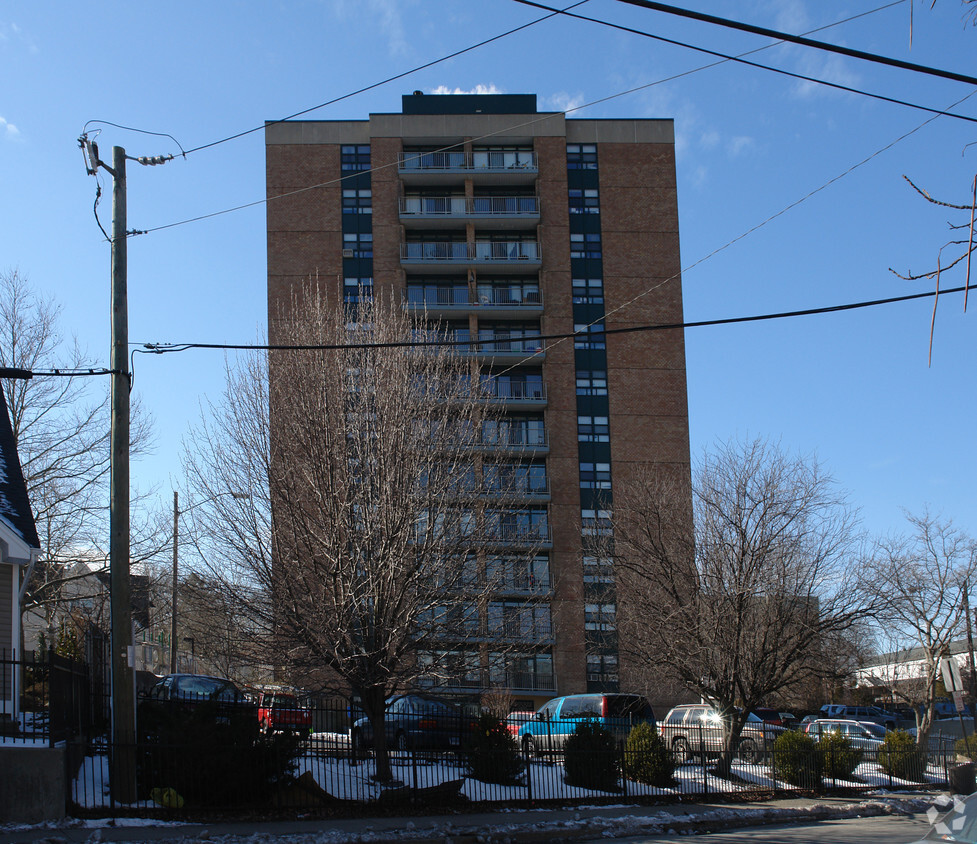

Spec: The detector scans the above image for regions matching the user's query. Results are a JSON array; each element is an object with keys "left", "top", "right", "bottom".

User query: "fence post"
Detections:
[
  {"left": 619, "top": 739, "right": 627, "bottom": 798},
  {"left": 411, "top": 746, "right": 418, "bottom": 796},
  {"left": 770, "top": 738, "right": 778, "bottom": 796},
  {"left": 525, "top": 742, "right": 533, "bottom": 803},
  {"left": 699, "top": 721, "right": 707, "bottom": 796}
]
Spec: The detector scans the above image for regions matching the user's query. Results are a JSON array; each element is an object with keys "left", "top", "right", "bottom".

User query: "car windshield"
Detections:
[
  {"left": 923, "top": 794, "right": 977, "bottom": 842},
  {"left": 269, "top": 694, "right": 297, "bottom": 708},
  {"left": 863, "top": 722, "right": 887, "bottom": 739}
]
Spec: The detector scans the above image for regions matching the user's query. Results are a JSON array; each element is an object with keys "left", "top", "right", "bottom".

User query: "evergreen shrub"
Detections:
[
  {"left": 564, "top": 719, "right": 619, "bottom": 791},
  {"left": 771, "top": 729, "right": 822, "bottom": 788},
  {"left": 465, "top": 712, "right": 525, "bottom": 785},
  {"left": 624, "top": 721, "right": 676, "bottom": 787}
]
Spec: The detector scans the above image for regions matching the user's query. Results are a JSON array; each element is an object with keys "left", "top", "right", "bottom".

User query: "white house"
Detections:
[{"left": 0, "top": 389, "right": 41, "bottom": 728}]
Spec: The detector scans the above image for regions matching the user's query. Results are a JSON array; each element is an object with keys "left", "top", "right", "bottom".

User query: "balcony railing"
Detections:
[
  {"left": 417, "top": 669, "right": 555, "bottom": 692},
  {"left": 400, "top": 195, "right": 540, "bottom": 218},
  {"left": 400, "top": 241, "right": 541, "bottom": 264},
  {"left": 402, "top": 287, "right": 543, "bottom": 313},
  {"left": 484, "top": 523, "right": 552, "bottom": 546},
  {"left": 398, "top": 150, "right": 538, "bottom": 174},
  {"left": 478, "top": 429, "right": 548, "bottom": 452},
  {"left": 482, "top": 380, "right": 547, "bottom": 403}
]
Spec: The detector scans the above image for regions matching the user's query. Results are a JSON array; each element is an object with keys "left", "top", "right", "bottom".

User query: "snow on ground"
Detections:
[
  {"left": 0, "top": 795, "right": 939, "bottom": 843},
  {"left": 68, "top": 740, "right": 951, "bottom": 809}
]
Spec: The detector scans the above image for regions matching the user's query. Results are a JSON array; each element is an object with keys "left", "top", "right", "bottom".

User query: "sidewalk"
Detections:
[{"left": 0, "top": 793, "right": 939, "bottom": 844}]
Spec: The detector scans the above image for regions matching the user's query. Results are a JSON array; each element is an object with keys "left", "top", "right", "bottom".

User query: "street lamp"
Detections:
[{"left": 170, "top": 490, "right": 249, "bottom": 674}]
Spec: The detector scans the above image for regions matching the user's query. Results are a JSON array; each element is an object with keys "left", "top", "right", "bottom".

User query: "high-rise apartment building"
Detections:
[{"left": 265, "top": 93, "right": 691, "bottom": 709}]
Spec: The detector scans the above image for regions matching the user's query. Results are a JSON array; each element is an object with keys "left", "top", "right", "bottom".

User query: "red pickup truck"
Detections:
[{"left": 256, "top": 691, "right": 313, "bottom": 735}]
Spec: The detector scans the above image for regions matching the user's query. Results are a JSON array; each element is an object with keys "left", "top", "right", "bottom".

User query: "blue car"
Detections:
[
  {"left": 517, "top": 693, "right": 656, "bottom": 756},
  {"left": 350, "top": 694, "right": 475, "bottom": 752}
]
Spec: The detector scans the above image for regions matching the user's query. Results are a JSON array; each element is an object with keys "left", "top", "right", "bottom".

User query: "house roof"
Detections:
[{"left": 0, "top": 388, "right": 39, "bottom": 550}]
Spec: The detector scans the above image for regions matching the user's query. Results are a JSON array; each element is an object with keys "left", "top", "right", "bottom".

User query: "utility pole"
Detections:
[
  {"left": 79, "top": 134, "right": 173, "bottom": 805},
  {"left": 109, "top": 145, "right": 136, "bottom": 802},
  {"left": 964, "top": 582, "right": 977, "bottom": 733},
  {"left": 171, "top": 490, "right": 179, "bottom": 673}
]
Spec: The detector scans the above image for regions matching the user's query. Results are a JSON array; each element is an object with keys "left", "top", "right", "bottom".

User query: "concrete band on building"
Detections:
[{"left": 265, "top": 92, "right": 691, "bottom": 712}]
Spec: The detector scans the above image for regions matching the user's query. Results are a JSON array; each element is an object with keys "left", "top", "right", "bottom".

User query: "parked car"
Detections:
[
  {"left": 517, "top": 693, "right": 656, "bottom": 756},
  {"left": 139, "top": 673, "right": 256, "bottom": 736},
  {"left": 818, "top": 704, "right": 897, "bottom": 730},
  {"left": 505, "top": 710, "right": 534, "bottom": 739},
  {"left": 661, "top": 703, "right": 784, "bottom": 764},
  {"left": 751, "top": 707, "right": 785, "bottom": 727},
  {"left": 350, "top": 694, "right": 476, "bottom": 752},
  {"left": 255, "top": 690, "right": 312, "bottom": 735},
  {"left": 803, "top": 718, "right": 887, "bottom": 758}
]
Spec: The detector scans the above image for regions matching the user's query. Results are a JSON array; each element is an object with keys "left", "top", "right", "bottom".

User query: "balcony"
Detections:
[
  {"left": 417, "top": 669, "right": 556, "bottom": 693},
  {"left": 483, "top": 523, "right": 552, "bottom": 549},
  {"left": 481, "top": 379, "right": 547, "bottom": 409},
  {"left": 398, "top": 150, "right": 538, "bottom": 186},
  {"left": 477, "top": 429, "right": 549, "bottom": 455},
  {"left": 400, "top": 241, "right": 541, "bottom": 273},
  {"left": 399, "top": 195, "right": 540, "bottom": 230},
  {"left": 439, "top": 331, "right": 544, "bottom": 363},
  {"left": 403, "top": 286, "right": 543, "bottom": 318}
]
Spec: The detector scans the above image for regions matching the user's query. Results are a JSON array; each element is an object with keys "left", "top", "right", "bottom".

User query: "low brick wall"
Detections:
[{"left": 0, "top": 745, "right": 65, "bottom": 823}]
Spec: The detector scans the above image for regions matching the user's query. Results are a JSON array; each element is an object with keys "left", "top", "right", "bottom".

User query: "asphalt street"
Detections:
[{"left": 597, "top": 812, "right": 933, "bottom": 843}]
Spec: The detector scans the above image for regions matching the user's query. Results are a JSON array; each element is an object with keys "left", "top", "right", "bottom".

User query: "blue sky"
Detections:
[{"left": 1, "top": 0, "right": 975, "bottom": 541}]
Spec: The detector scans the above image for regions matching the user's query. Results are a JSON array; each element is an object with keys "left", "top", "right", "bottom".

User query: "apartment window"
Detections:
[
  {"left": 341, "top": 145, "right": 371, "bottom": 171},
  {"left": 583, "top": 556, "right": 614, "bottom": 584},
  {"left": 577, "top": 416, "right": 610, "bottom": 443},
  {"left": 570, "top": 232, "right": 602, "bottom": 259},
  {"left": 568, "top": 188, "right": 599, "bottom": 214},
  {"left": 581, "top": 508, "right": 613, "bottom": 537},
  {"left": 343, "top": 232, "right": 373, "bottom": 258},
  {"left": 580, "top": 462, "right": 612, "bottom": 490},
  {"left": 566, "top": 143, "right": 598, "bottom": 169},
  {"left": 487, "top": 555, "right": 550, "bottom": 591},
  {"left": 572, "top": 277, "right": 604, "bottom": 304},
  {"left": 575, "top": 370, "right": 608, "bottom": 396},
  {"left": 587, "top": 653, "right": 619, "bottom": 681},
  {"left": 488, "top": 601, "right": 552, "bottom": 639},
  {"left": 344, "top": 277, "right": 373, "bottom": 303},
  {"left": 342, "top": 188, "right": 372, "bottom": 213},
  {"left": 573, "top": 322, "right": 606, "bottom": 350},
  {"left": 584, "top": 603, "right": 616, "bottom": 631},
  {"left": 482, "top": 416, "right": 546, "bottom": 447}
]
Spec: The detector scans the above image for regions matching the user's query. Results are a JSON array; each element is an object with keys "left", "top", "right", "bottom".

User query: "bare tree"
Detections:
[
  {"left": 613, "top": 438, "right": 866, "bottom": 777},
  {"left": 0, "top": 269, "right": 160, "bottom": 648},
  {"left": 184, "top": 287, "right": 529, "bottom": 782},
  {"left": 860, "top": 510, "right": 977, "bottom": 745}
]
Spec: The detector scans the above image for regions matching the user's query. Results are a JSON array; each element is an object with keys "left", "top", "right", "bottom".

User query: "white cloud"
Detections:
[
  {"left": 330, "top": 0, "right": 407, "bottom": 56},
  {"left": 0, "top": 117, "right": 21, "bottom": 140},
  {"left": 727, "top": 135, "right": 755, "bottom": 157},
  {"left": 542, "top": 91, "right": 585, "bottom": 114},
  {"left": 791, "top": 52, "right": 861, "bottom": 99},
  {"left": 430, "top": 84, "right": 504, "bottom": 95},
  {"left": 699, "top": 129, "right": 720, "bottom": 150},
  {"left": 1, "top": 21, "right": 38, "bottom": 53}
]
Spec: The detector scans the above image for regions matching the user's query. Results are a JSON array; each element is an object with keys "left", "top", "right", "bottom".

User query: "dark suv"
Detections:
[
  {"left": 517, "top": 693, "right": 656, "bottom": 756},
  {"left": 139, "top": 673, "right": 256, "bottom": 737}
]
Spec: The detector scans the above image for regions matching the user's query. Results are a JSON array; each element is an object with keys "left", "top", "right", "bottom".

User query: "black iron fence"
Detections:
[
  {"left": 63, "top": 700, "right": 955, "bottom": 816},
  {"left": 0, "top": 648, "right": 102, "bottom": 745}
]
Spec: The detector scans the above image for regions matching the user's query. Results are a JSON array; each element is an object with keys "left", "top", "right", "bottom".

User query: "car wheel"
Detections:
[
  {"left": 672, "top": 737, "right": 692, "bottom": 764},
  {"left": 737, "top": 738, "right": 758, "bottom": 764}
]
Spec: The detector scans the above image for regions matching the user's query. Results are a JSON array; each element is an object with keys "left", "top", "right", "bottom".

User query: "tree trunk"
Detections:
[{"left": 362, "top": 687, "right": 394, "bottom": 783}]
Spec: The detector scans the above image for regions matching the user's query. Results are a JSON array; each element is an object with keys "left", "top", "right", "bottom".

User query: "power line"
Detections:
[
  {"left": 177, "top": 1, "right": 591, "bottom": 157},
  {"left": 137, "top": 283, "right": 970, "bottom": 356},
  {"left": 608, "top": 0, "right": 977, "bottom": 87},
  {"left": 135, "top": 3, "right": 927, "bottom": 238},
  {"left": 513, "top": 0, "right": 977, "bottom": 125}
]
